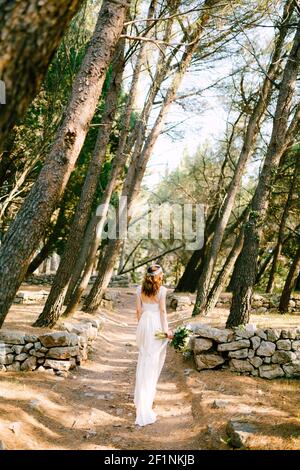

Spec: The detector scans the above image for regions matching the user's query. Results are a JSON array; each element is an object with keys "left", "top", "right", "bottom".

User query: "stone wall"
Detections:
[
  {"left": 0, "top": 316, "right": 103, "bottom": 376},
  {"left": 13, "top": 288, "right": 117, "bottom": 310},
  {"left": 169, "top": 292, "right": 300, "bottom": 314},
  {"left": 189, "top": 323, "right": 300, "bottom": 379},
  {"left": 24, "top": 273, "right": 130, "bottom": 289}
]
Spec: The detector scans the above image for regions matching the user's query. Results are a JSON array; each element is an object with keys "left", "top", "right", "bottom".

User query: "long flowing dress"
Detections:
[{"left": 134, "top": 285, "right": 168, "bottom": 426}]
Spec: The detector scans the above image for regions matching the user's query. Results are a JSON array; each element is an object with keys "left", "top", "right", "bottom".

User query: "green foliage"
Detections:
[
  {"left": 170, "top": 325, "right": 193, "bottom": 352},
  {"left": 0, "top": 0, "right": 131, "bottom": 262}
]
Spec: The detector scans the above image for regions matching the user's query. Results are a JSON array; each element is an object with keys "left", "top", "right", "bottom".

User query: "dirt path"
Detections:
[{"left": 0, "top": 289, "right": 300, "bottom": 450}]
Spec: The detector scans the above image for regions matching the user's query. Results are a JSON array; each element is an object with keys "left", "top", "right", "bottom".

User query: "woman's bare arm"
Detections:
[
  {"left": 159, "top": 288, "right": 173, "bottom": 338},
  {"left": 136, "top": 290, "right": 142, "bottom": 322}
]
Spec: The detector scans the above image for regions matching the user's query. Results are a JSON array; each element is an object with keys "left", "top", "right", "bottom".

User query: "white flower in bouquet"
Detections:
[{"left": 155, "top": 325, "right": 193, "bottom": 352}]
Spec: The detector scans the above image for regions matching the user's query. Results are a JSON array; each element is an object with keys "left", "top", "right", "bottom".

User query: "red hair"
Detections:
[{"left": 141, "top": 265, "right": 163, "bottom": 297}]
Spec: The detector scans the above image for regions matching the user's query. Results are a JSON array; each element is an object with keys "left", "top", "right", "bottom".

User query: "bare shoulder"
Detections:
[{"left": 160, "top": 285, "right": 167, "bottom": 297}]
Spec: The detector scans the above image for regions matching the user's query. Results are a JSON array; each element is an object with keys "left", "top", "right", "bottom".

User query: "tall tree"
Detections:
[
  {"left": 0, "top": 0, "right": 84, "bottom": 151},
  {"left": 192, "top": 0, "right": 295, "bottom": 316},
  {"left": 279, "top": 242, "right": 300, "bottom": 313},
  {"left": 226, "top": 16, "right": 300, "bottom": 328},
  {"left": 0, "top": 0, "right": 128, "bottom": 329},
  {"left": 83, "top": 0, "right": 225, "bottom": 313},
  {"left": 204, "top": 227, "right": 245, "bottom": 315},
  {"left": 33, "top": 38, "right": 126, "bottom": 327},
  {"left": 63, "top": 0, "right": 162, "bottom": 316},
  {"left": 266, "top": 151, "right": 300, "bottom": 292}
]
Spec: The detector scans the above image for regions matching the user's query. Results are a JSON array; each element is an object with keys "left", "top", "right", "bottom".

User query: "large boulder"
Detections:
[
  {"left": 194, "top": 354, "right": 225, "bottom": 370},
  {"left": 227, "top": 419, "right": 257, "bottom": 448},
  {"left": 11, "top": 345, "right": 23, "bottom": 354},
  {"left": 189, "top": 324, "right": 233, "bottom": 343},
  {"left": 229, "top": 359, "right": 254, "bottom": 373},
  {"left": 283, "top": 361, "right": 300, "bottom": 378},
  {"left": 0, "top": 331, "right": 25, "bottom": 345},
  {"left": 168, "top": 294, "right": 192, "bottom": 311},
  {"left": 20, "top": 356, "right": 37, "bottom": 371},
  {"left": 24, "top": 334, "right": 38, "bottom": 343},
  {"left": 217, "top": 339, "right": 250, "bottom": 352},
  {"left": 250, "top": 336, "right": 261, "bottom": 350},
  {"left": 271, "top": 350, "right": 296, "bottom": 364},
  {"left": 292, "top": 340, "right": 300, "bottom": 351},
  {"left": 233, "top": 325, "right": 256, "bottom": 339},
  {"left": 44, "top": 359, "right": 71, "bottom": 371},
  {"left": 6, "top": 362, "right": 21, "bottom": 372},
  {"left": 39, "top": 332, "right": 78, "bottom": 348},
  {"left": 259, "top": 364, "right": 284, "bottom": 379},
  {"left": 0, "top": 354, "right": 14, "bottom": 365},
  {"left": 46, "top": 346, "right": 79, "bottom": 360},
  {"left": 228, "top": 349, "right": 248, "bottom": 359},
  {"left": 192, "top": 338, "right": 213, "bottom": 353},
  {"left": 256, "top": 341, "right": 276, "bottom": 357},
  {"left": 281, "top": 329, "right": 297, "bottom": 340},
  {"left": 276, "top": 339, "right": 291, "bottom": 351},
  {"left": 256, "top": 329, "right": 267, "bottom": 340},
  {"left": 266, "top": 329, "right": 281, "bottom": 342},
  {"left": 249, "top": 356, "right": 263, "bottom": 368},
  {"left": 15, "top": 353, "right": 29, "bottom": 362},
  {"left": 0, "top": 344, "right": 12, "bottom": 355}
]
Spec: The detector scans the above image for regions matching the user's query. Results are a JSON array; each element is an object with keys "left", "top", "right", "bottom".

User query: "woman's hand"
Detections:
[{"left": 167, "top": 329, "right": 174, "bottom": 340}]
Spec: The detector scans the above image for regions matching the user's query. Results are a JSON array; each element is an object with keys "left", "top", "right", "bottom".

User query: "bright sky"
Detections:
[
  {"left": 124, "top": 9, "right": 276, "bottom": 190},
  {"left": 143, "top": 67, "right": 230, "bottom": 187}
]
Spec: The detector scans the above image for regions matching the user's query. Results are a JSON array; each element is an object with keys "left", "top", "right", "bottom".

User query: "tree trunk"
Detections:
[
  {"left": 63, "top": 0, "right": 161, "bottom": 316},
  {"left": 0, "top": 130, "right": 17, "bottom": 186},
  {"left": 294, "top": 270, "right": 300, "bottom": 291},
  {"left": 83, "top": 0, "right": 223, "bottom": 313},
  {"left": 188, "top": 204, "right": 249, "bottom": 294},
  {"left": 33, "top": 36, "right": 126, "bottom": 328},
  {"left": 279, "top": 244, "right": 300, "bottom": 313},
  {"left": 0, "top": 0, "right": 128, "bottom": 329},
  {"left": 266, "top": 155, "right": 299, "bottom": 292},
  {"left": 254, "top": 249, "right": 274, "bottom": 286},
  {"left": 205, "top": 228, "right": 244, "bottom": 315},
  {"left": 175, "top": 248, "right": 204, "bottom": 292},
  {"left": 0, "top": 0, "right": 84, "bottom": 151},
  {"left": 65, "top": 0, "right": 186, "bottom": 314},
  {"left": 193, "top": 1, "right": 293, "bottom": 316},
  {"left": 254, "top": 222, "right": 300, "bottom": 287},
  {"left": 26, "top": 198, "right": 69, "bottom": 277},
  {"left": 175, "top": 209, "right": 218, "bottom": 292},
  {"left": 227, "top": 19, "right": 300, "bottom": 328},
  {"left": 26, "top": 237, "right": 57, "bottom": 277},
  {"left": 64, "top": 215, "right": 96, "bottom": 305}
]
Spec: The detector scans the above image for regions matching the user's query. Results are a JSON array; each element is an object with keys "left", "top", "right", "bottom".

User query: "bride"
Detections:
[{"left": 134, "top": 264, "right": 173, "bottom": 427}]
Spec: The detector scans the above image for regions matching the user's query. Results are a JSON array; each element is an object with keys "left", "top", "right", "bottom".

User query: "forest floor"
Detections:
[{"left": 0, "top": 287, "right": 300, "bottom": 450}]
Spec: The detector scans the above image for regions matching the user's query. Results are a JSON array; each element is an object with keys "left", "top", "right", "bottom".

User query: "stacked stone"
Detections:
[
  {"left": 108, "top": 274, "right": 129, "bottom": 288},
  {"left": 80, "top": 290, "right": 117, "bottom": 311},
  {"left": 0, "top": 317, "right": 103, "bottom": 375},
  {"left": 23, "top": 274, "right": 55, "bottom": 285},
  {"left": 14, "top": 290, "right": 49, "bottom": 305},
  {"left": 217, "top": 293, "right": 300, "bottom": 314},
  {"left": 190, "top": 323, "right": 300, "bottom": 379},
  {"left": 168, "top": 295, "right": 193, "bottom": 311},
  {"left": 13, "top": 289, "right": 117, "bottom": 311},
  {"left": 168, "top": 292, "right": 300, "bottom": 314}
]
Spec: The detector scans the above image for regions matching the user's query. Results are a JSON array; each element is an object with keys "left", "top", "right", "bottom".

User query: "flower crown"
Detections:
[{"left": 147, "top": 265, "right": 163, "bottom": 276}]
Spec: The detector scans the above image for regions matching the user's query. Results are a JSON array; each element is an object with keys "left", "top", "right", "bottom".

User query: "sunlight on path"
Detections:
[{"left": 1, "top": 289, "right": 300, "bottom": 450}]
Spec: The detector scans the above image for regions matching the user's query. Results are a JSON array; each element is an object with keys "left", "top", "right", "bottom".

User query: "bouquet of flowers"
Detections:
[{"left": 155, "top": 325, "right": 193, "bottom": 352}]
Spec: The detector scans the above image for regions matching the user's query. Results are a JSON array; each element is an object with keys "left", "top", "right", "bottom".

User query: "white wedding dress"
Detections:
[{"left": 134, "top": 285, "right": 168, "bottom": 426}]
